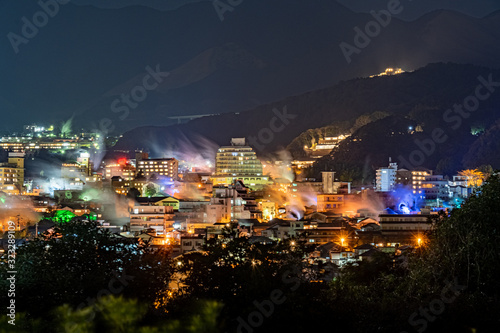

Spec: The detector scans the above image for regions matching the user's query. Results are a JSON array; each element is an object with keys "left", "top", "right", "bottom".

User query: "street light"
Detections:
[
  {"left": 341, "top": 238, "right": 345, "bottom": 247},
  {"left": 82, "top": 196, "right": 89, "bottom": 213}
]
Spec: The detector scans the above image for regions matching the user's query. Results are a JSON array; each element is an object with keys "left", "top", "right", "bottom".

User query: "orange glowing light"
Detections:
[
  {"left": 117, "top": 158, "right": 128, "bottom": 165},
  {"left": 414, "top": 233, "right": 427, "bottom": 247},
  {"left": 458, "top": 169, "right": 485, "bottom": 187}
]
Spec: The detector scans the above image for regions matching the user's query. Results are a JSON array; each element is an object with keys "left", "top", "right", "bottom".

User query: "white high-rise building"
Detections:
[{"left": 376, "top": 162, "right": 398, "bottom": 192}]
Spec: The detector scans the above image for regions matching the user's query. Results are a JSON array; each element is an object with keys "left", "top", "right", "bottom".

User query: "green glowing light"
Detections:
[
  {"left": 83, "top": 212, "right": 98, "bottom": 221},
  {"left": 51, "top": 210, "right": 76, "bottom": 223}
]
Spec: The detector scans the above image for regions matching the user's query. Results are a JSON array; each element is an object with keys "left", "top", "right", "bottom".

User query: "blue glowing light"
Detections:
[{"left": 399, "top": 203, "right": 411, "bottom": 215}]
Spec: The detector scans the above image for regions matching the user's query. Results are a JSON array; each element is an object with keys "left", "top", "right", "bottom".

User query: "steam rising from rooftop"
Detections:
[
  {"left": 262, "top": 150, "right": 295, "bottom": 183},
  {"left": 60, "top": 115, "right": 74, "bottom": 137},
  {"left": 0, "top": 195, "right": 40, "bottom": 232},
  {"left": 147, "top": 132, "right": 217, "bottom": 173}
]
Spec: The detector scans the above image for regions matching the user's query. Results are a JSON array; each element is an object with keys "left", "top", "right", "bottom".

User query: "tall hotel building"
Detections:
[
  {"left": 0, "top": 152, "right": 25, "bottom": 195},
  {"left": 136, "top": 152, "right": 178, "bottom": 180},
  {"left": 376, "top": 162, "right": 398, "bottom": 192},
  {"left": 212, "top": 138, "right": 269, "bottom": 190}
]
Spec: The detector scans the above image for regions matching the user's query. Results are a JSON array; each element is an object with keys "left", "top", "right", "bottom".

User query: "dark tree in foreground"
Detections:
[
  {"left": 169, "top": 229, "right": 320, "bottom": 332},
  {"left": 318, "top": 173, "right": 500, "bottom": 333},
  {"left": 428, "top": 172, "right": 500, "bottom": 294},
  {"left": 0, "top": 219, "right": 173, "bottom": 327}
]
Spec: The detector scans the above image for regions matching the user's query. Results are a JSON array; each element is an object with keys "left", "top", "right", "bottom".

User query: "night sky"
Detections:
[
  {"left": 73, "top": 0, "right": 500, "bottom": 18},
  {"left": 1, "top": 0, "right": 500, "bottom": 132},
  {"left": 337, "top": 0, "right": 500, "bottom": 19}
]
